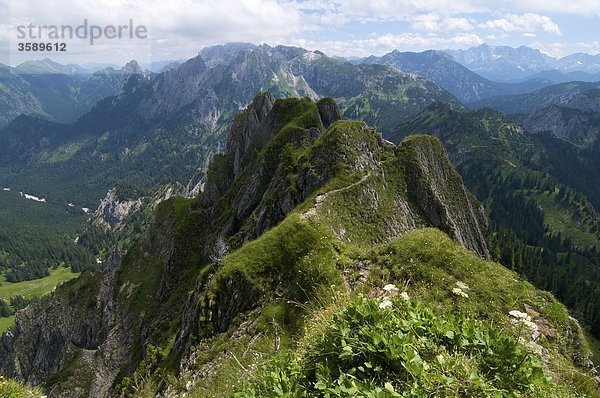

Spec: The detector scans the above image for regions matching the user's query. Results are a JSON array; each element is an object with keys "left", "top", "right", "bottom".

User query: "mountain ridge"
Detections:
[{"left": 0, "top": 94, "right": 494, "bottom": 396}]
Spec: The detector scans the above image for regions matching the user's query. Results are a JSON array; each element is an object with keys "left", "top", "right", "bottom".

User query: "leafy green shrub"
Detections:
[{"left": 237, "top": 293, "right": 550, "bottom": 397}]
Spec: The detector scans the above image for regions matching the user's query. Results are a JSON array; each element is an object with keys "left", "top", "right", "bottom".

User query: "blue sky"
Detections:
[{"left": 1, "top": 0, "right": 599, "bottom": 66}]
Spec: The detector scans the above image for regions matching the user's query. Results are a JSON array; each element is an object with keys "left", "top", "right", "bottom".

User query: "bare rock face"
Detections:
[
  {"left": 116, "top": 60, "right": 149, "bottom": 95},
  {"left": 317, "top": 97, "right": 341, "bottom": 128},
  {"left": 96, "top": 188, "right": 143, "bottom": 229},
  {"left": 225, "top": 92, "right": 275, "bottom": 177},
  {"left": 0, "top": 253, "right": 132, "bottom": 398},
  {"left": 402, "top": 136, "right": 490, "bottom": 259}
]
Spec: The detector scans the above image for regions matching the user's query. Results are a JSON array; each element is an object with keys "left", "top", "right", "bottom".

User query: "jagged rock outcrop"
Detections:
[
  {"left": 317, "top": 97, "right": 341, "bottom": 127},
  {"left": 116, "top": 60, "right": 149, "bottom": 95},
  {"left": 0, "top": 95, "right": 490, "bottom": 397},
  {"left": 402, "top": 136, "right": 490, "bottom": 258},
  {"left": 96, "top": 188, "right": 143, "bottom": 229},
  {"left": 225, "top": 92, "right": 274, "bottom": 177}
]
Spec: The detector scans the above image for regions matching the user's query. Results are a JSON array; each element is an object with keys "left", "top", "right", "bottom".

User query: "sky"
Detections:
[{"left": 1, "top": 0, "right": 600, "bottom": 67}]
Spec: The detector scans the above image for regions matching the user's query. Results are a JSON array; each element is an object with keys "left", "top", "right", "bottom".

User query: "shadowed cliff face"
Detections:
[{"left": 0, "top": 94, "right": 488, "bottom": 397}]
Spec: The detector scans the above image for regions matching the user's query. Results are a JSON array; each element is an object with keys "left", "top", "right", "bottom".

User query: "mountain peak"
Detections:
[{"left": 121, "top": 60, "right": 143, "bottom": 75}]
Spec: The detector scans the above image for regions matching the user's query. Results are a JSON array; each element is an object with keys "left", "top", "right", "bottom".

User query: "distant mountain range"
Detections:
[
  {"left": 0, "top": 43, "right": 463, "bottom": 206},
  {"left": 360, "top": 50, "right": 551, "bottom": 102},
  {"left": 444, "top": 44, "right": 600, "bottom": 82},
  {"left": 470, "top": 81, "right": 600, "bottom": 115}
]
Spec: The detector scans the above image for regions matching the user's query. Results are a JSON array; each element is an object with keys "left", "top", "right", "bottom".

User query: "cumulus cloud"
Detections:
[
  {"left": 294, "top": 0, "right": 600, "bottom": 19},
  {"left": 530, "top": 41, "right": 566, "bottom": 57},
  {"left": 411, "top": 14, "right": 474, "bottom": 32},
  {"left": 577, "top": 41, "right": 600, "bottom": 54},
  {"left": 3, "top": 0, "right": 304, "bottom": 65},
  {"left": 292, "top": 32, "right": 484, "bottom": 57},
  {"left": 479, "top": 13, "right": 561, "bottom": 35}
]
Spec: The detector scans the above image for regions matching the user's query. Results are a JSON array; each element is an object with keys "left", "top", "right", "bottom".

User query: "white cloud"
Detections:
[
  {"left": 292, "top": 32, "right": 484, "bottom": 57},
  {"left": 293, "top": 0, "right": 487, "bottom": 23},
  {"left": 411, "top": 14, "right": 474, "bottom": 32},
  {"left": 577, "top": 41, "right": 600, "bottom": 54},
  {"left": 1, "top": 0, "right": 597, "bottom": 65},
  {"left": 504, "top": 0, "right": 600, "bottom": 16},
  {"left": 295, "top": 0, "right": 600, "bottom": 20},
  {"left": 3, "top": 0, "right": 304, "bottom": 65},
  {"left": 530, "top": 41, "right": 566, "bottom": 57},
  {"left": 479, "top": 13, "right": 561, "bottom": 35}
]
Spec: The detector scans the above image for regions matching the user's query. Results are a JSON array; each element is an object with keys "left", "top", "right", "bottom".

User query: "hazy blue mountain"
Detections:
[
  {"left": 553, "top": 53, "right": 600, "bottom": 74},
  {"left": 445, "top": 44, "right": 553, "bottom": 81},
  {"left": 445, "top": 44, "right": 600, "bottom": 82},
  {"left": 470, "top": 81, "right": 600, "bottom": 115},
  {"left": 198, "top": 42, "right": 258, "bottom": 67},
  {"left": 14, "top": 58, "right": 91, "bottom": 75},
  {"left": 0, "top": 64, "right": 48, "bottom": 126},
  {"left": 517, "top": 69, "right": 600, "bottom": 84},
  {"left": 361, "top": 49, "right": 551, "bottom": 102}
]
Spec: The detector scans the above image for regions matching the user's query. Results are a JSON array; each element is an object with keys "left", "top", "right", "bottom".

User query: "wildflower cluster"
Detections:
[
  {"left": 238, "top": 285, "right": 548, "bottom": 397},
  {"left": 451, "top": 281, "right": 469, "bottom": 298},
  {"left": 508, "top": 309, "right": 548, "bottom": 358}
]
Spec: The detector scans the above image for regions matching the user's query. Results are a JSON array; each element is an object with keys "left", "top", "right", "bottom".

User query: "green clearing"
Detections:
[
  {"left": 0, "top": 316, "right": 14, "bottom": 332},
  {"left": 0, "top": 266, "right": 79, "bottom": 300},
  {"left": 532, "top": 191, "right": 599, "bottom": 249}
]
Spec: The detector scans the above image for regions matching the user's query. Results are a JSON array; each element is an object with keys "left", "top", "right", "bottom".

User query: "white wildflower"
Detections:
[
  {"left": 383, "top": 284, "right": 399, "bottom": 295},
  {"left": 509, "top": 310, "right": 540, "bottom": 341},
  {"left": 455, "top": 281, "right": 469, "bottom": 290},
  {"left": 508, "top": 310, "right": 531, "bottom": 321},
  {"left": 399, "top": 292, "right": 410, "bottom": 301},
  {"left": 379, "top": 297, "right": 393, "bottom": 309},
  {"left": 452, "top": 287, "right": 469, "bottom": 298}
]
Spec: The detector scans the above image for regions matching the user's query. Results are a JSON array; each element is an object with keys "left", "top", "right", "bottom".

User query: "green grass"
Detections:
[
  {"left": 532, "top": 191, "right": 599, "bottom": 249},
  {"left": 239, "top": 295, "right": 553, "bottom": 397},
  {"left": 0, "top": 266, "right": 78, "bottom": 300},
  {"left": 178, "top": 225, "right": 599, "bottom": 397},
  {"left": 42, "top": 140, "right": 88, "bottom": 164},
  {"left": 0, "top": 316, "right": 14, "bottom": 332},
  {"left": 0, "top": 375, "right": 43, "bottom": 397}
]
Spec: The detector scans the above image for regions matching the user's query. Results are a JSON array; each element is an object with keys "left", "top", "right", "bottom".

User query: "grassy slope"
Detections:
[
  {"left": 182, "top": 222, "right": 599, "bottom": 397},
  {"left": 0, "top": 375, "right": 43, "bottom": 398},
  {"left": 177, "top": 145, "right": 599, "bottom": 396}
]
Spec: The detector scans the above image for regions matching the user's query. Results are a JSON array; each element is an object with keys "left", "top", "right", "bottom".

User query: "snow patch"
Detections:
[
  {"left": 303, "top": 52, "right": 322, "bottom": 62},
  {"left": 20, "top": 192, "right": 46, "bottom": 203}
]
